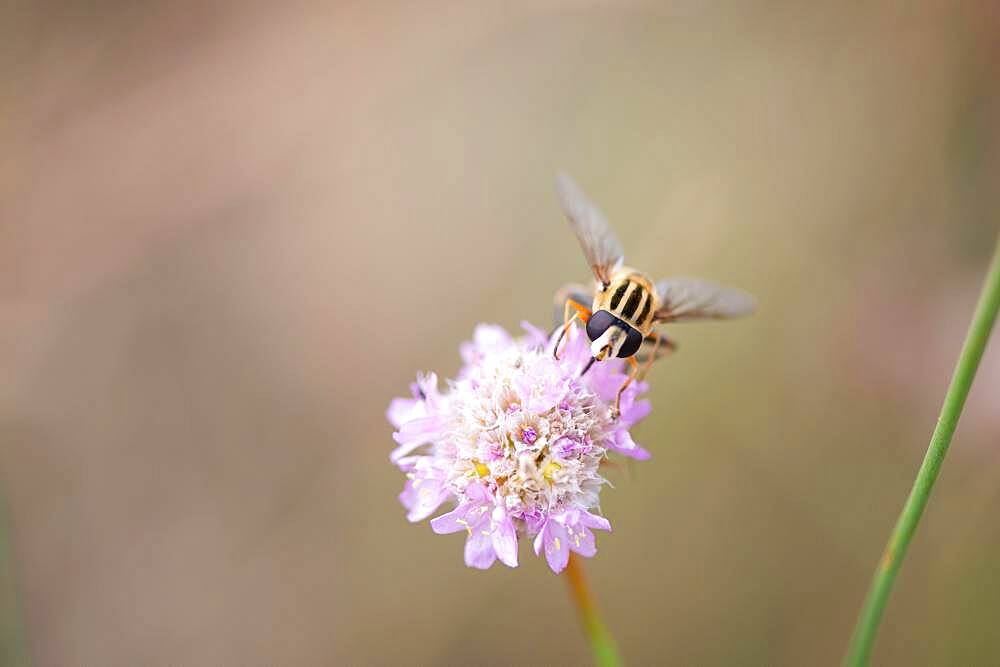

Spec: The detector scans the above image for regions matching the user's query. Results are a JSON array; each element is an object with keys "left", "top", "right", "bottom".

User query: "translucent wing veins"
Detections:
[
  {"left": 555, "top": 172, "right": 625, "bottom": 287},
  {"left": 654, "top": 277, "right": 755, "bottom": 322}
]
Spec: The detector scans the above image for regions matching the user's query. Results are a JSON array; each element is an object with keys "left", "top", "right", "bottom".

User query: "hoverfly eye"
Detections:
[
  {"left": 586, "top": 310, "right": 615, "bottom": 342},
  {"left": 617, "top": 327, "right": 643, "bottom": 358}
]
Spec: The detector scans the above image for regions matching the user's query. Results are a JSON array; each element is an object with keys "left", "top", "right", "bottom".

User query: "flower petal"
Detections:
[
  {"left": 463, "top": 481, "right": 491, "bottom": 504},
  {"left": 386, "top": 397, "right": 425, "bottom": 429},
  {"left": 552, "top": 435, "right": 588, "bottom": 459},
  {"left": 533, "top": 528, "right": 546, "bottom": 556},
  {"left": 541, "top": 520, "right": 570, "bottom": 573},
  {"left": 460, "top": 324, "right": 515, "bottom": 368},
  {"left": 464, "top": 531, "right": 497, "bottom": 569},
  {"left": 618, "top": 397, "right": 651, "bottom": 429},
  {"left": 390, "top": 416, "right": 442, "bottom": 462},
  {"left": 393, "top": 455, "right": 420, "bottom": 473},
  {"left": 400, "top": 478, "right": 451, "bottom": 523},
  {"left": 579, "top": 510, "right": 612, "bottom": 532},
  {"left": 566, "top": 523, "right": 597, "bottom": 557},
  {"left": 514, "top": 357, "right": 569, "bottom": 413},
  {"left": 551, "top": 324, "right": 591, "bottom": 369},
  {"left": 415, "top": 373, "right": 443, "bottom": 410},
  {"left": 430, "top": 505, "right": 471, "bottom": 534},
  {"left": 608, "top": 429, "right": 652, "bottom": 460},
  {"left": 557, "top": 509, "right": 609, "bottom": 558},
  {"left": 584, "top": 362, "right": 629, "bottom": 402},
  {"left": 520, "top": 321, "right": 550, "bottom": 348},
  {"left": 491, "top": 509, "right": 518, "bottom": 567}
]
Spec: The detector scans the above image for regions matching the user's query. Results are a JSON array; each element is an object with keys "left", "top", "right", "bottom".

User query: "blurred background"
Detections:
[{"left": 1, "top": 1, "right": 999, "bottom": 664}]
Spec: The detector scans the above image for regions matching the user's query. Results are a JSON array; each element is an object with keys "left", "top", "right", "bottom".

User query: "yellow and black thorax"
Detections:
[{"left": 591, "top": 267, "right": 658, "bottom": 335}]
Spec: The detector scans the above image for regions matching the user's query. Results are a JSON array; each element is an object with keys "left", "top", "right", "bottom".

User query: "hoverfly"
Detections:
[{"left": 553, "top": 172, "right": 755, "bottom": 418}]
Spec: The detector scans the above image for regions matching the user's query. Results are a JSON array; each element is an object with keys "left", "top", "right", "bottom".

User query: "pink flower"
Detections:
[
  {"left": 608, "top": 429, "right": 651, "bottom": 461},
  {"left": 430, "top": 482, "right": 518, "bottom": 569},
  {"left": 533, "top": 509, "right": 612, "bottom": 574},
  {"left": 389, "top": 373, "right": 446, "bottom": 463},
  {"left": 397, "top": 456, "right": 451, "bottom": 522},
  {"left": 388, "top": 323, "right": 652, "bottom": 572}
]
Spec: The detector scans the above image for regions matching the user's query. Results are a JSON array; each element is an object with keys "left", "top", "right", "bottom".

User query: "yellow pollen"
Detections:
[
  {"left": 474, "top": 460, "right": 490, "bottom": 478},
  {"left": 543, "top": 461, "right": 562, "bottom": 482},
  {"left": 554, "top": 537, "right": 561, "bottom": 551}
]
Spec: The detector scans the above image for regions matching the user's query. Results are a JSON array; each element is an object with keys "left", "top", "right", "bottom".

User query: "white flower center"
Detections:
[{"left": 444, "top": 348, "right": 611, "bottom": 520}]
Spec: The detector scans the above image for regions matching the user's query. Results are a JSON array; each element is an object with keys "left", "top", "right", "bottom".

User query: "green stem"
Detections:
[
  {"left": 845, "top": 237, "right": 1000, "bottom": 666},
  {"left": 0, "top": 489, "right": 29, "bottom": 667},
  {"left": 565, "top": 554, "right": 623, "bottom": 667}
]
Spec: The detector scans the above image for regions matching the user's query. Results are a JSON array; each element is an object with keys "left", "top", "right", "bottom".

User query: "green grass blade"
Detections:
[
  {"left": 845, "top": 237, "right": 1000, "bottom": 666},
  {"left": 0, "top": 489, "right": 29, "bottom": 667}
]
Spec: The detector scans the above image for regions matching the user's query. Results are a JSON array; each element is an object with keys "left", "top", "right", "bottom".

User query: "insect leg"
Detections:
[
  {"left": 554, "top": 304, "right": 577, "bottom": 361},
  {"left": 636, "top": 332, "right": 676, "bottom": 376},
  {"left": 554, "top": 299, "right": 592, "bottom": 361},
  {"left": 552, "top": 283, "right": 592, "bottom": 329},
  {"left": 637, "top": 331, "right": 676, "bottom": 381},
  {"left": 636, "top": 332, "right": 661, "bottom": 382},
  {"left": 612, "top": 356, "right": 640, "bottom": 420}
]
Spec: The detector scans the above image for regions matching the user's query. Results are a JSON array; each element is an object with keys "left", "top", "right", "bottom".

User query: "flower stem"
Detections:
[
  {"left": 845, "top": 237, "right": 1000, "bottom": 666},
  {"left": 564, "top": 554, "right": 623, "bottom": 667},
  {"left": 0, "top": 489, "right": 29, "bottom": 667}
]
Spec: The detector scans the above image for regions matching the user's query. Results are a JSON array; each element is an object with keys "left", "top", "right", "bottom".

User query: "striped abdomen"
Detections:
[{"left": 594, "top": 270, "right": 657, "bottom": 333}]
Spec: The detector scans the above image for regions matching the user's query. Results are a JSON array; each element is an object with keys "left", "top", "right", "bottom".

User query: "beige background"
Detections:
[{"left": 2, "top": 2, "right": 999, "bottom": 664}]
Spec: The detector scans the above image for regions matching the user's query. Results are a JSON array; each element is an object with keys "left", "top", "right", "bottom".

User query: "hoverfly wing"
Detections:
[
  {"left": 653, "top": 277, "right": 755, "bottom": 322},
  {"left": 635, "top": 334, "right": 675, "bottom": 364},
  {"left": 555, "top": 172, "right": 625, "bottom": 287}
]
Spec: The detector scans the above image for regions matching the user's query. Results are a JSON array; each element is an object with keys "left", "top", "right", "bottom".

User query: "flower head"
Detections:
[{"left": 388, "top": 322, "right": 651, "bottom": 573}]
